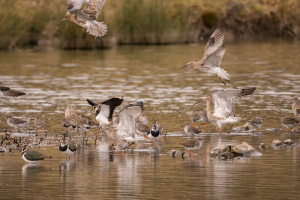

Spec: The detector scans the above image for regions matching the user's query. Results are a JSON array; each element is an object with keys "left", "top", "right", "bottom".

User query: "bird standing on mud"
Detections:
[
  {"left": 177, "top": 28, "right": 229, "bottom": 85},
  {"left": 58, "top": 0, "right": 107, "bottom": 42}
]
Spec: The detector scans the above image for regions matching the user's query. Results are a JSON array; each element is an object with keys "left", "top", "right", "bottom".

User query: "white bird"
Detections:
[
  {"left": 59, "top": 0, "right": 107, "bottom": 41},
  {"left": 199, "top": 87, "right": 257, "bottom": 134},
  {"left": 177, "top": 28, "right": 229, "bottom": 85}
]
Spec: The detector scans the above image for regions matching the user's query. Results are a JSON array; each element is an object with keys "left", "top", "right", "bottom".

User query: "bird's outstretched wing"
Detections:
[
  {"left": 83, "top": 0, "right": 106, "bottom": 20},
  {"left": 117, "top": 102, "right": 143, "bottom": 138},
  {"left": 0, "top": 86, "right": 25, "bottom": 97},
  {"left": 201, "top": 28, "right": 224, "bottom": 63},
  {"left": 66, "top": 0, "right": 89, "bottom": 11},
  {"left": 202, "top": 46, "right": 226, "bottom": 68},
  {"left": 86, "top": 99, "right": 98, "bottom": 108},
  {"left": 211, "top": 87, "right": 257, "bottom": 118},
  {"left": 101, "top": 97, "right": 123, "bottom": 120}
]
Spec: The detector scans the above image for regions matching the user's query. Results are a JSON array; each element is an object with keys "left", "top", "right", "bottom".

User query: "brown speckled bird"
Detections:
[
  {"left": 59, "top": 0, "right": 107, "bottom": 41},
  {"left": 177, "top": 28, "right": 229, "bottom": 85},
  {"left": 0, "top": 86, "right": 25, "bottom": 97},
  {"left": 280, "top": 115, "right": 299, "bottom": 132},
  {"left": 65, "top": 105, "right": 98, "bottom": 137}
]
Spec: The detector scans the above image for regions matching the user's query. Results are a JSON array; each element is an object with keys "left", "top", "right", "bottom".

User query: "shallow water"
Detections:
[{"left": 1, "top": 40, "right": 300, "bottom": 199}]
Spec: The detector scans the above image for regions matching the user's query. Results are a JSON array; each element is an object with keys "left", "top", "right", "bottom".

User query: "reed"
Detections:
[{"left": 0, "top": 0, "right": 299, "bottom": 50}]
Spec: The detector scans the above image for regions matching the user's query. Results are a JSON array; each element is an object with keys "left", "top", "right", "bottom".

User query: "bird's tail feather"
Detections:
[
  {"left": 86, "top": 21, "right": 107, "bottom": 38},
  {"left": 215, "top": 67, "right": 230, "bottom": 81}
]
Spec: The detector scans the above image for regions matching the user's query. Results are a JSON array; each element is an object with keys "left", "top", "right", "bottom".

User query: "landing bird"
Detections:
[
  {"left": 177, "top": 28, "right": 229, "bottom": 85},
  {"left": 184, "top": 123, "right": 201, "bottom": 137},
  {"left": 190, "top": 109, "right": 209, "bottom": 129},
  {"left": 6, "top": 116, "right": 28, "bottom": 131},
  {"left": 65, "top": 105, "right": 98, "bottom": 137},
  {"left": 0, "top": 86, "right": 25, "bottom": 97},
  {"left": 249, "top": 116, "right": 263, "bottom": 132},
  {"left": 148, "top": 123, "right": 161, "bottom": 143},
  {"left": 86, "top": 96, "right": 123, "bottom": 130},
  {"left": 279, "top": 115, "right": 299, "bottom": 132},
  {"left": 21, "top": 145, "right": 52, "bottom": 164},
  {"left": 59, "top": 134, "right": 77, "bottom": 159},
  {"left": 196, "top": 87, "right": 257, "bottom": 134},
  {"left": 179, "top": 138, "right": 204, "bottom": 155},
  {"left": 116, "top": 102, "right": 144, "bottom": 140},
  {"left": 58, "top": 0, "right": 107, "bottom": 42}
]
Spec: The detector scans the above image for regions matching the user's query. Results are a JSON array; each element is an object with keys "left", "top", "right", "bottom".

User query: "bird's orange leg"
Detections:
[
  {"left": 195, "top": 123, "right": 197, "bottom": 127},
  {"left": 121, "top": 151, "right": 124, "bottom": 155},
  {"left": 190, "top": 151, "right": 194, "bottom": 155},
  {"left": 205, "top": 123, "right": 207, "bottom": 130},
  {"left": 144, "top": 135, "right": 146, "bottom": 138},
  {"left": 193, "top": 122, "right": 195, "bottom": 127}
]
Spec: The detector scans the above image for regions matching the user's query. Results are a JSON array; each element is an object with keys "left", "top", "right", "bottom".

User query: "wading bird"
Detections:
[
  {"left": 179, "top": 138, "right": 204, "bottom": 155},
  {"left": 184, "top": 123, "right": 201, "bottom": 138},
  {"left": 58, "top": 0, "right": 107, "bottom": 42},
  {"left": 177, "top": 28, "right": 229, "bottom": 85},
  {"left": 22, "top": 145, "right": 52, "bottom": 164},
  {"left": 249, "top": 116, "right": 263, "bottom": 132},
  {"left": 65, "top": 105, "right": 98, "bottom": 138},
  {"left": 195, "top": 87, "right": 257, "bottom": 134},
  {"left": 190, "top": 109, "right": 209, "bottom": 129},
  {"left": 280, "top": 115, "right": 299, "bottom": 132}
]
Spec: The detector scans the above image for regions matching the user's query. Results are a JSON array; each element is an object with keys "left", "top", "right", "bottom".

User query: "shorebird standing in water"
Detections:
[
  {"left": 279, "top": 115, "right": 299, "bottom": 132},
  {"left": 0, "top": 86, "right": 25, "bottom": 97},
  {"left": 177, "top": 28, "right": 229, "bottom": 85},
  {"left": 190, "top": 109, "right": 209, "bottom": 130},
  {"left": 195, "top": 87, "right": 257, "bottom": 134},
  {"left": 65, "top": 105, "right": 98, "bottom": 139},
  {"left": 249, "top": 116, "right": 263, "bottom": 132},
  {"left": 58, "top": 0, "right": 107, "bottom": 41}
]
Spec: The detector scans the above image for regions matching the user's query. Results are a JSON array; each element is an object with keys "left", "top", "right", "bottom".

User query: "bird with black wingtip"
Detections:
[{"left": 86, "top": 96, "right": 123, "bottom": 131}]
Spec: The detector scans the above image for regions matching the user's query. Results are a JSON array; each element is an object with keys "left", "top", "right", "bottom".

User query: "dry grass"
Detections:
[{"left": 0, "top": 0, "right": 299, "bottom": 49}]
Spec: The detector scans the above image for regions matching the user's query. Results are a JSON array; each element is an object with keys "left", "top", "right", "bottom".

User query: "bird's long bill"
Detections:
[
  {"left": 176, "top": 63, "right": 191, "bottom": 69},
  {"left": 58, "top": 18, "right": 66, "bottom": 26},
  {"left": 191, "top": 100, "right": 204, "bottom": 108}
]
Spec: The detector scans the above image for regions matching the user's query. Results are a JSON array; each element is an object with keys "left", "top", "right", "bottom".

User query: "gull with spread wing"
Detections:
[
  {"left": 59, "top": 0, "right": 107, "bottom": 41},
  {"left": 177, "top": 28, "right": 229, "bottom": 85},
  {"left": 195, "top": 87, "right": 257, "bottom": 134}
]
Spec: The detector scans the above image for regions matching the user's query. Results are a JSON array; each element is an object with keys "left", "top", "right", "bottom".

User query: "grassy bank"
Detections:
[{"left": 0, "top": 0, "right": 299, "bottom": 50}]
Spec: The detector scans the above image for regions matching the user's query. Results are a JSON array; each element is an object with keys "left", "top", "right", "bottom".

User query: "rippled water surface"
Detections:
[{"left": 1, "top": 40, "right": 300, "bottom": 199}]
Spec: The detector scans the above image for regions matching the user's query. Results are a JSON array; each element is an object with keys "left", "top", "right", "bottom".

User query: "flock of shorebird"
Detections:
[{"left": 1, "top": 0, "right": 300, "bottom": 163}]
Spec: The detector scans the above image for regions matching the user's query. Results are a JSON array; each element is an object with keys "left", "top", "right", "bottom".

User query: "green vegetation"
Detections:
[{"left": 0, "top": 0, "right": 299, "bottom": 49}]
